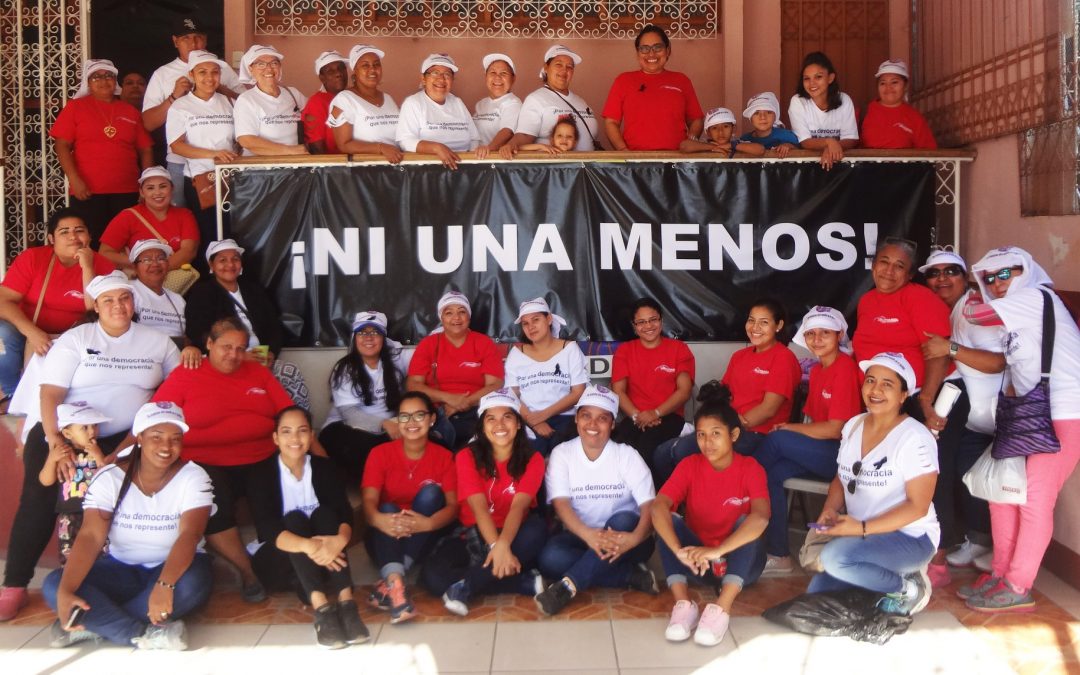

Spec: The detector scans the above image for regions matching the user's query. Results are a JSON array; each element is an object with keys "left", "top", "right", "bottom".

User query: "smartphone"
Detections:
[
  {"left": 65, "top": 606, "right": 86, "bottom": 630},
  {"left": 806, "top": 522, "right": 829, "bottom": 531}
]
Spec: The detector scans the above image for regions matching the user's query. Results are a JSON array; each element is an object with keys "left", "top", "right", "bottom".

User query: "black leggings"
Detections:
[
  {"left": 251, "top": 507, "right": 352, "bottom": 604},
  {"left": 318, "top": 422, "right": 388, "bottom": 486}
]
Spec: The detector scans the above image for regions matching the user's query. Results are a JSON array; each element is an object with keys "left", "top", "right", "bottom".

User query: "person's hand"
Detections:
[
  {"left": 307, "top": 535, "right": 348, "bottom": 569},
  {"left": 180, "top": 346, "right": 203, "bottom": 369},
  {"left": 56, "top": 590, "right": 90, "bottom": 632},
  {"left": 772, "top": 422, "right": 790, "bottom": 432},
  {"left": 581, "top": 528, "right": 613, "bottom": 560},
  {"left": 430, "top": 143, "right": 461, "bottom": 170},
  {"left": 171, "top": 77, "right": 192, "bottom": 100},
  {"left": 483, "top": 539, "right": 521, "bottom": 579},
  {"left": 819, "top": 138, "right": 844, "bottom": 170},
  {"left": 921, "top": 403, "right": 947, "bottom": 436},
  {"left": 816, "top": 506, "right": 840, "bottom": 528},
  {"left": 371, "top": 511, "right": 401, "bottom": 538},
  {"left": 820, "top": 514, "right": 862, "bottom": 537},
  {"left": 532, "top": 421, "right": 555, "bottom": 438},
  {"left": 26, "top": 326, "right": 54, "bottom": 357},
  {"left": 474, "top": 145, "right": 491, "bottom": 159},
  {"left": 498, "top": 144, "right": 517, "bottom": 160},
  {"left": 382, "top": 418, "right": 402, "bottom": 440},
  {"left": 676, "top": 546, "right": 712, "bottom": 576},
  {"left": 378, "top": 143, "right": 404, "bottom": 164},
  {"left": 73, "top": 246, "right": 95, "bottom": 272},
  {"left": 535, "top": 144, "right": 561, "bottom": 155},
  {"left": 774, "top": 143, "right": 794, "bottom": 159},
  {"left": 212, "top": 149, "right": 238, "bottom": 163},
  {"left": 601, "top": 528, "right": 641, "bottom": 563},
  {"left": 922, "top": 332, "right": 952, "bottom": 360},
  {"left": 147, "top": 583, "right": 174, "bottom": 625},
  {"left": 442, "top": 392, "right": 471, "bottom": 414},
  {"left": 69, "top": 176, "right": 92, "bottom": 201},
  {"left": 396, "top": 510, "right": 433, "bottom": 535},
  {"left": 634, "top": 409, "right": 660, "bottom": 430},
  {"left": 289, "top": 145, "right": 310, "bottom": 156},
  {"left": 519, "top": 406, "right": 543, "bottom": 427},
  {"left": 709, "top": 142, "right": 733, "bottom": 154}
]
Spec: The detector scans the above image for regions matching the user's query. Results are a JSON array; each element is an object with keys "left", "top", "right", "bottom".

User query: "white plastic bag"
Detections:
[{"left": 962, "top": 445, "right": 1027, "bottom": 505}]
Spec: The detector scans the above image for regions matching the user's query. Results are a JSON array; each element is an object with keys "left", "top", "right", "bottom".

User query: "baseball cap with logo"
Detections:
[
  {"left": 918, "top": 249, "right": 967, "bottom": 275},
  {"left": 875, "top": 59, "right": 909, "bottom": 80},
  {"left": 351, "top": 311, "right": 388, "bottom": 335},
  {"left": 421, "top": 53, "right": 459, "bottom": 74},
  {"left": 172, "top": 16, "right": 206, "bottom": 37},
  {"left": 575, "top": 384, "right": 619, "bottom": 416},
  {"left": 129, "top": 239, "right": 175, "bottom": 263},
  {"left": 858, "top": 352, "right": 917, "bottom": 391},
  {"left": 482, "top": 53, "right": 516, "bottom": 74},
  {"left": 704, "top": 107, "right": 736, "bottom": 129},
  {"left": 132, "top": 401, "right": 190, "bottom": 435},
  {"left": 57, "top": 402, "right": 112, "bottom": 429},
  {"left": 477, "top": 388, "right": 522, "bottom": 416}
]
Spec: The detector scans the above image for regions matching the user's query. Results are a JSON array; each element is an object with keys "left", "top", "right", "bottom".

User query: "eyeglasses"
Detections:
[
  {"left": 924, "top": 265, "right": 964, "bottom": 280},
  {"left": 135, "top": 256, "right": 168, "bottom": 265},
  {"left": 395, "top": 411, "right": 431, "bottom": 423},
  {"left": 982, "top": 266, "right": 1023, "bottom": 285},
  {"left": 424, "top": 70, "right": 454, "bottom": 80},
  {"left": 636, "top": 44, "right": 667, "bottom": 54},
  {"left": 355, "top": 329, "right": 382, "bottom": 338},
  {"left": 88, "top": 73, "right": 116, "bottom": 82},
  {"left": 250, "top": 59, "right": 281, "bottom": 71},
  {"left": 846, "top": 460, "right": 863, "bottom": 494},
  {"left": 633, "top": 316, "right": 661, "bottom": 327}
]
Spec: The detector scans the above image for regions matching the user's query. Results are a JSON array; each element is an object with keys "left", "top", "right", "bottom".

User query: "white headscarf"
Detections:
[
  {"left": 74, "top": 59, "right": 121, "bottom": 99},
  {"left": 971, "top": 246, "right": 1054, "bottom": 330},
  {"left": 238, "top": 45, "right": 285, "bottom": 85}
]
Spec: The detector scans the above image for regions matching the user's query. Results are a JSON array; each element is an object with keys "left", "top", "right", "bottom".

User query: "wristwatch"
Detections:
[{"left": 948, "top": 341, "right": 960, "bottom": 358}]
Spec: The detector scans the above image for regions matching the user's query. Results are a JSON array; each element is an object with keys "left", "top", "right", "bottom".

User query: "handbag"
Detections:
[
  {"left": 123, "top": 208, "right": 200, "bottom": 295},
  {"left": 962, "top": 445, "right": 1027, "bottom": 504},
  {"left": 798, "top": 529, "right": 832, "bottom": 573},
  {"left": 991, "top": 289, "right": 1061, "bottom": 459},
  {"left": 191, "top": 171, "right": 217, "bottom": 210}
]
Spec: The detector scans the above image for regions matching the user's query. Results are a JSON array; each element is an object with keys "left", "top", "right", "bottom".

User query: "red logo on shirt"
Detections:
[
  {"left": 874, "top": 316, "right": 900, "bottom": 324},
  {"left": 245, "top": 387, "right": 267, "bottom": 395}
]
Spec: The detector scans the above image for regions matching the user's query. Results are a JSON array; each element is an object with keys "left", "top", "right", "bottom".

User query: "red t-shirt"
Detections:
[
  {"left": 611, "top": 338, "right": 695, "bottom": 415},
  {"left": 803, "top": 352, "right": 864, "bottom": 423},
  {"left": 1, "top": 246, "right": 115, "bottom": 333},
  {"left": 721, "top": 344, "right": 801, "bottom": 432},
  {"left": 99, "top": 204, "right": 199, "bottom": 254},
  {"left": 407, "top": 331, "right": 504, "bottom": 396},
  {"left": 659, "top": 453, "right": 768, "bottom": 547},
  {"left": 361, "top": 438, "right": 457, "bottom": 510},
  {"left": 49, "top": 97, "right": 152, "bottom": 194},
  {"left": 455, "top": 450, "right": 544, "bottom": 528},
  {"left": 854, "top": 284, "right": 952, "bottom": 388},
  {"left": 152, "top": 360, "right": 294, "bottom": 466},
  {"left": 301, "top": 91, "right": 339, "bottom": 154},
  {"left": 602, "top": 70, "right": 704, "bottom": 150},
  {"left": 860, "top": 101, "right": 937, "bottom": 150}
]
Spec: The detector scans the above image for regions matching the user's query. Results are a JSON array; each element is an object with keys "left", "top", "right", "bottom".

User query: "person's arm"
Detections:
[
  {"left": 400, "top": 489, "right": 458, "bottom": 535},
  {"left": 774, "top": 418, "right": 844, "bottom": 440},
  {"left": 713, "top": 498, "right": 769, "bottom": 557},
  {"left": 53, "top": 138, "right": 90, "bottom": 200},
  {"left": 799, "top": 137, "right": 855, "bottom": 170},
  {"left": 54, "top": 507, "right": 111, "bottom": 629},
  {"left": 816, "top": 475, "right": 846, "bottom": 526},
  {"left": 503, "top": 131, "right": 538, "bottom": 155},
  {"left": 170, "top": 136, "right": 238, "bottom": 164},
  {"left": 525, "top": 383, "right": 586, "bottom": 428},
  {"left": 137, "top": 146, "right": 154, "bottom": 171},
  {"left": 733, "top": 140, "right": 765, "bottom": 157},
  {"left": 147, "top": 504, "right": 211, "bottom": 624},
  {"left": 235, "top": 134, "right": 308, "bottom": 156},
  {"left": 651, "top": 493, "right": 682, "bottom": 554},
  {"left": 678, "top": 138, "right": 732, "bottom": 154},
  {"left": 485, "top": 491, "right": 532, "bottom": 578},
  {"left": 0, "top": 287, "right": 53, "bottom": 357},
  {"left": 922, "top": 332, "right": 1006, "bottom": 374},
  {"left": 604, "top": 118, "right": 627, "bottom": 151},
  {"left": 97, "top": 243, "right": 133, "bottom": 271},
  {"left": 275, "top": 520, "right": 351, "bottom": 569},
  {"left": 464, "top": 374, "right": 503, "bottom": 410},
  {"left": 361, "top": 486, "right": 401, "bottom": 537},
  {"left": 405, "top": 374, "right": 469, "bottom": 411},
  {"left": 739, "top": 392, "right": 787, "bottom": 430},
  {"left": 824, "top": 472, "right": 936, "bottom": 538},
  {"left": 330, "top": 112, "right": 404, "bottom": 163},
  {"left": 635, "top": 371, "right": 692, "bottom": 428},
  {"left": 40, "top": 383, "right": 70, "bottom": 459},
  {"left": 551, "top": 497, "right": 609, "bottom": 558},
  {"left": 515, "top": 142, "right": 562, "bottom": 155},
  {"left": 38, "top": 441, "right": 67, "bottom": 486},
  {"left": 685, "top": 117, "right": 704, "bottom": 141},
  {"left": 414, "top": 140, "right": 461, "bottom": 170},
  {"left": 143, "top": 77, "right": 192, "bottom": 131},
  {"left": 610, "top": 376, "right": 635, "bottom": 418},
  {"left": 604, "top": 500, "right": 654, "bottom": 562},
  {"left": 917, "top": 355, "right": 949, "bottom": 432},
  {"left": 479, "top": 127, "right": 515, "bottom": 154},
  {"left": 168, "top": 239, "right": 197, "bottom": 270}
]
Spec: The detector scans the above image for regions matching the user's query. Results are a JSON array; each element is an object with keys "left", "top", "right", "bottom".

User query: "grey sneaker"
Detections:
[
  {"left": 956, "top": 573, "right": 999, "bottom": 600},
  {"left": 132, "top": 620, "right": 188, "bottom": 650},
  {"left": 965, "top": 580, "right": 1036, "bottom": 613},
  {"left": 49, "top": 619, "right": 101, "bottom": 648},
  {"left": 877, "top": 568, "right": 930, "bottom": 616}
]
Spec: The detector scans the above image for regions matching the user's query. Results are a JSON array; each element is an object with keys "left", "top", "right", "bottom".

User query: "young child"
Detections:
[
  {"left": 679, "top": 108, "right": 738, "bottom": 156},
  {"left": 518, "top": 116, "right": 579, "bottom": 154},
  {"left": 738, "top": 92, "right": 798, "bottom": 157},
  {"left": 39, "top": 403, "right": 110, "bottom": 565}
]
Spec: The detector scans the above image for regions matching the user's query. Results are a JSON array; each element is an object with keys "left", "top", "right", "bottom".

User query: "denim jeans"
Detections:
[
  {"left": 807, "top": 531, "right": 936, "bottom": 594},
  {"left": 0, "top": 318, "right": 26, "bottom": 397},
  {"left": 527, "top": 414, "right": 576, "bottom": 457},
  {"left": 753, "top": 430, "right": 840, "bottom": 557},
  {"left": 367, "top": 483, "right": 448, "bottom": 579},
  {"left": 43, "top": 553, "right": 212, "bottom": 646},
  {"left": 252, "top": 507, "right": 353, "bottom": 603},
  {"left": 421, "top": 513, "right": 547, "bottom": 597},
  {"left": 653, "top": 429, "right": 765, "bottom": 487},
  {"left": 538, "top": 511, "right": 655, "bottom": 591},
  {"left": 657, "top": 514, "right": 766, "bottom": 590}
]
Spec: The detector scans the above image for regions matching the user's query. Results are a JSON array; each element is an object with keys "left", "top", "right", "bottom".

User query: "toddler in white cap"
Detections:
[{"left": 737, "top": 92, "right": 799, "bottom": 157}]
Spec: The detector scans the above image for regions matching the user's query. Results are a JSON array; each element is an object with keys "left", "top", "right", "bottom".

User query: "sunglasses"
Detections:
[
  {"left": 924, "top": 265, "right": 964, "bottom": 280},
  {"left": 982, "top": 266, "right": 1023, "bottom": 285},
  {"left": 395, "top": 411, "right": 431, "bottom": 423},
  {"left": 847, "top": 460, "right": 862, "bottom": 494}
]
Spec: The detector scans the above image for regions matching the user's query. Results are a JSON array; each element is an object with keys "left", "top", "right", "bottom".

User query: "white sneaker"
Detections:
[
  {"left": 132, "top": 620, "right": 187, "bottom": 650},
  {"left": 664, "top": 600, "right": 699, "bottom": 642},
  {"left": 946, "top": 538, "right": 992, "bottom": 568},
  {"left": 760, "top": 555, "right": 798, "bottom": 576},
  {"left": 973, "top": 551, "right": 993, "bottom": 573}
]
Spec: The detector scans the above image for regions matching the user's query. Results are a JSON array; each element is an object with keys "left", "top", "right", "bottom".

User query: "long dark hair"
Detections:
[
  {"left": 328, "top": 331, "right": 404, "bottom": 409},
  {"left": 468, "top": 409, "right": 534, "bottom": 482},
  {"left": 795, "top": 51, "right": 843, "bottom": 111}
]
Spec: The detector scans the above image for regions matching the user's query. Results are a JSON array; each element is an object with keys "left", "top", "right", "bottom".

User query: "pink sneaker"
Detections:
[
  {"left": 664, "top": 600, "right": 699, "bottom": 642},
  {"left": 927, "top": 561, "right": 952, "bottom": 589},
  {"left": 693, "top": 603, "right": 730, "bottom": 646},
  {"left": 0, "top": 586, "right": 29, "bottom": 622}
]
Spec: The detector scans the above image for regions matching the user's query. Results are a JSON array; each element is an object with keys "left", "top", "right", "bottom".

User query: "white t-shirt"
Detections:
[
  {"left": 228, "top": 288, "right": 260, "bottom": 348},
  {"left": 473, "top": 93, "right": 523, "bottom": 146},
  {"left": 395, "top": 91, "right": 480, "bottom": 153},
  {"left": 837, "top": 415, "right": 940, "bottom": 547},
  {"left": 145, "top": 57, "right": 244, "bottom": 165},
  {"left": 279, "top": 455, "right": 320, "bottom": 516},
  {"left": 516, "top": 87, "right": 597, "bottom": 151},
  {"left": 35, "top": 322, "right": 181, "bottom": 437},
  {"left": 323, "top": 351, "right": 407, "bottom": 430},
  {"left": 84, "top": 461, "right": 214, "bottom": 567},
  {"left": 233, "top": 85, "right": 308, "bottom": 155},
  {"left": 504, "top": 342, "right": 588, "bottom": 415},
  {"left": 950, "top": 292, "right": 1005, "bottom": 434},
  {"left": 165, "top": 92, "right": 236, "bottom": 177},
  {"left": 132, "top": 279, "right": 186, "bottom": 338},
  {"left": 545, "top": 437, "right": 655, "bottom": 528},
  {"left": 326, "top": 90, "right": 399, "bottom": 145},
  {"left": 787, "top": 93, "right": 859, "bottom": 143}
]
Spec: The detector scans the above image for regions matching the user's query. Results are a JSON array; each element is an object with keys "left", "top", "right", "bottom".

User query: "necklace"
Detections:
[
  {"left": 93, "top": 98, "right": 117, "bottom": 138},
  {"left": 137, "top": 465, "right": 170, "bottom": 497}
]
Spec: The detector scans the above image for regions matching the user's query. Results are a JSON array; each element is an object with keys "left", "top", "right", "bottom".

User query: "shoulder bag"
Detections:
[{"left": 124, "top": 208, "right": 200, "bottom": 295}]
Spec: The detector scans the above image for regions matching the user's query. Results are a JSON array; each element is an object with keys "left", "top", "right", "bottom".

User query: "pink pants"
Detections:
[{"left": 989, "top": 419, "right": 1080, "bottom": 590}]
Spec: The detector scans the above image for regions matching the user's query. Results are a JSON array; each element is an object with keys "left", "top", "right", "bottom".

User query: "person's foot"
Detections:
[
  {"left": 132, "top": 620, "right": 188, "bottom": 650},
  {"left": 0, "top": 586, "right": 29, "bottom": 622},
  {"left": 48, "top": 619, "right": 101, "bottom": 648},
  {"left": 957, "top": 573, "right": 1000, "bottom": 600},
  {"left": 965, "top": 579, "right": 1036, "bottom": 613},
  {"left": 534, "top": 579, "right": 574, "bottom": 616},
  {"left": 368, "top": 580, "right": 393, "bottom": 612},
  {"left": 946, "top": 538, "right": 992, "bottom": 568},
  {"left": 760, "top": 555, "right": 798, "bottom": 577},
  {"left": 627, "top": 563, "right": 659, "bottom": 595},
  {"left": 312, "top": 603, "right": 346, "bottom": 649},
  {"left": 878, "top": 568, "right": 931, "bottom": 615},
  {"left": 927, "top": 561, "right": 952, "bottom": 589},
  {"left": 664, "top": 600, "right": 700, "bottom": 642},
  {"left": 387, "top": 577, "right": 416, "bottom": 624},
  {"left": 442, "top": 579, "right": 471, "bottom": 617},
  {"left": 241, "top": 579, "right": 267, "bottom": 603},
  {"left": 693, "top": 603, "right": 730, "bottom": 646},
  {"left": 973, "top": 551, "right": 993, "bottom": 573},
  {"left": 336, "top": 600, "right": 370, "bottom": 644}
]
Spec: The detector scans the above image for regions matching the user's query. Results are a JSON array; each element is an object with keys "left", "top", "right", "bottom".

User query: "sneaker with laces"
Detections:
[
  {"left": 132, "top": 620, "right": 188, "bottom": 650},
  {"left": 973, "top": 551, "right": 993, "bottom": 573},
  {"left": 957, "top": 573, "right": 999, "bottom": 600},
  {"left": 693, "top": 603, "right": 730, "bottom": 646},
  {"left": 760, "top": 555, "right": 797, "bottom": 577},
  {"left": 442, "top": 579, "right": 471, "bottom": 617},
  {"left": 312, "top": 603, "right": 346, "bottom": 649},
  {"left": 336, "top": 600, "right": 370, "bottom": 644},
  {"left": 927, "top": 561, "right": 952, "bottom": 589},
  {"left": 386, "top": 577, "right": 416, "bottom": 623},
  {"left": 965, "top": 580, "right": 1036, "bottom": 613},
  {"left": 877, "top": 568, "right": 931, "bottom": 616},
  {"left": 946, "top": 538, "right": 992, "bottom": 568},
  {"left": 664, "top": 600, "right": 700, "bottom": 642},
  {"left": 49, "top": 620, "right": 101, "bottom": 648},
  {"left": 627, "top": 562, "right": 659, "bottom": 595},
  {"left": 534, "top": 579, "right": 574, "bottom": 616},
  {"left": 368, "top": 580, "right": 392, "bottom": 612},
  {"left": 0, "top": 586, "right": 29, "bottom": 622}
]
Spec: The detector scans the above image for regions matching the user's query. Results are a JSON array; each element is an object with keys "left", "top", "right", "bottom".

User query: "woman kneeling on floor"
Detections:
[
  {"left": 248, "top": 406, "right": 368, "bottom": 649},
  {"left": 653, "top": 386, "right": 769, "bottom": 646}
]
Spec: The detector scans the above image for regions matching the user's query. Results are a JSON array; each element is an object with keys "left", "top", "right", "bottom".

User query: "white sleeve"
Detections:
[
  {"left": 162, "top": 339, "right": 181, "bottom": 378},
  {"left": 566, "top": 343, "right": 589, "bottom": 386},
  {"left": 787, "top": 96, "right": 811, "bottom": 143},
  {"left": 143, "top": 69, "right": 170, "bottom": 110},
  {"left": 232, "top": 94, "right": 261, "bottom": 138},
  {"left": 83, "top": 465, "right": 123, "bottom": 513},
  {"left": 544, "top": 442, "right": 572, "bottom": 502},
  {"left": 327, "top": 92, "right": 352, "bottom": 127},
  {"left": 515, "top": 93, "right": 545, "bottom": 138},
  {"left": 838, "top": 94, "right": 860, "bottom": 141},
  {"left": 503, "top": 348, "right": 522, "bottom": 388},
  {"left": 467, "top": 113, "right": 481, "bottom": 150},
  {"left": 395, "top": 97, "right": 423, "bottom": 152},
  {"left": 501, "top": 97, "right": 522, "bottom": 132},
  {"left": 165, "top": 105, "right": 189, "bottom": 145},
  {"left": 177, "top": 463, "right": 216, "bottom": 512},
  {"left": 619, "top": 444, "right": 657, "bottom": 504},
  {"left": 897, "top": 426, "right": 939, "bottom": 481},
  {"left": 38, "top": 333, "right": 83, "bottom": 388}
]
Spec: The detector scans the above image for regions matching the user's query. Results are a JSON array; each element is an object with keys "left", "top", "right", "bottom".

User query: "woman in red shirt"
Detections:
[
  {"left": 859, "top": 59, "right": 937, "bottom": 150},
  {"left": 98, "top": 166, "right": 199, "bottom": 272}
]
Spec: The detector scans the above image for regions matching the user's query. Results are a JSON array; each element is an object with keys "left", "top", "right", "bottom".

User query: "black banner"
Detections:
[{"left": 228, "top": 160, "right": 935, "bottom": 346}]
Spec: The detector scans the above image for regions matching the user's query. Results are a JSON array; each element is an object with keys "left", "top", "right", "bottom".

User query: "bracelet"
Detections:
[
  {"left": 156, "top": 579, "right": 176, "bottom": 590},
  {"left": 861, "top": 520, "right": 867, "bottom": 539},
  {"left": 167, "top": 94, "right": 175, "bottom": 103}
]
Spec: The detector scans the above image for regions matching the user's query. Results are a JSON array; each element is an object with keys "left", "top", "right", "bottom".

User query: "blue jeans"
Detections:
[
  {"left": 0, "top": 318, "right": 26, "bottom": 397},
  {"left": 44, "top": 553, "right": 212, "bottom": 646},
  {"left": 753, "top": 430, "right": 840, "bottom": 557},
  {"left": 538, "top": 511, "right": 654, "bottom": 591},
  {"left": 368, "top": 483, "right": 447, "bottom": 579},
  {"left": 421, "top": 513, "right": 547, "bottom": 597},
  {"left": 527, "top": 414, "right": 575, "bottom": 457},
  {"left": 653, "top": 430, "right": 765, "bottom": 487},
  {"left": 807, "top": 531, "right": 936, "bottom": 594},
  {"left": 657, "top": 514, "right": 766, "bottom": 590}
]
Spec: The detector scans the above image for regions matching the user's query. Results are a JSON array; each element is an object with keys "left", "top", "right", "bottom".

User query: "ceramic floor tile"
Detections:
[
  {"left": 11, "top": 626, "right": 134, "bottom": 674},
  {"left": 0, "top": 624, "right": 44, "bottom": 651},
  {"left": 492, "top": 620, "right": 616, "bottom": 671},
  {"left": 491, "top": 670, "right": 619, "bottom": 675},
  {"left": 374, "top": 621, "right": 496, "bottom": 672},
  {"left": 611, "top": 617, "right": 734, "bottom": 669}
]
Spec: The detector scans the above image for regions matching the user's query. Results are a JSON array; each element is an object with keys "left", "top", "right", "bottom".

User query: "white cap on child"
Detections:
[
  {"left": 742, "top": 92, "right": 781, "bottom": 120},
  {"left": 704, "top": 107, "right": 736, "bottom": 129},
  {"left": 57, "top": 402, "right": 112, "bottom": 429}
]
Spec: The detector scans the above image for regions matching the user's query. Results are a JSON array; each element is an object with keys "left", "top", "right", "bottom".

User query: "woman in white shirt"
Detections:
[
  {"left": 809, "top": 352, "right": 939, "bottom": 616},
  {"left": 473, "top": 53, "right": 522, "bottom": 158},
  {"left": 504, "top": 297, "right": 587, "bottom": 455},
  {"left": 233, "top": 45, "right": 308, "bottom": 157},
  {"left": 396, "top": 53, "right": 479, "bottom": 170},
  {"left": 506, "top": 45, "right": 599, "bottom": 154},
  {"left": 787, "top": 51, "right": 858, "bottom": 170},
  {"left": 328, "top": 44, "right": 402, "bottom": 164},
  {"left": 44, "top": 402, "right": 212, "bottom": 650}
]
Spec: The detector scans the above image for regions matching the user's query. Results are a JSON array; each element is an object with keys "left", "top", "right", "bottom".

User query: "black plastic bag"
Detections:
[{"left": 763, "top": 589, "right": 914, "bottom": 645}]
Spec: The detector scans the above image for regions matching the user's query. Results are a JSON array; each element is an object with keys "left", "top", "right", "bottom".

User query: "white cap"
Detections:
[
  {"left": 918, "top": 249, "right": 967, "bottom": 274},
  {"left": 132, "top": 401, "right": 190, "bottom": 435},
  {"left": 351, "top": 310, "right": 388, "bottom": 335},
  {"left": 238, "top": 44, "right": 285, "bottom": 84},
  {"left": 348, "top": 44, "right": 385, "bottom": 70},
  {"left": 575, "top": 384, "right": 619, "bottom": 416},
  {"left": 57, "top": 402, "right": 112, "bottom": 429},
  {"left": 138, "top": 165, "right": 172, "bottom": 185},
  {"left": 205, "top": 238, "right": 245, "bottom": 263},
  {"left": 477, "top": 388, "right": 521, "bottom": 416},
  {"left": 742, "top": 92, "right": 781, "bottom": 120},
  {"left": 314, "top": 50, "right": 348, "bottom": 75},
  {"left": 858, "top": 352, "right": 917, "bottom": 392},
  {"left": 515, "top": 297, "right": 566, "bottom": 338},
  {"left": 875, "top": 59, "right": 909, "bottom": 80},
  {"left": 74, "top": 59, "right": 120, "bottom": 99},
  {"left": 543, "top": 45, "right": 582, "bottom": 65},
  {"left": 86, "top": 271, "right": 134, "bottom": 300},
  {"left": 482, "top": 53, "right": 515, "bottom": 74},
  {"left": 704, "top": 107, "right": 736, "bottom": 128},
  {"left": 421, "top": 53, "right": 458, "bottom": 74},
  {"left": 437, "top": 290, "right": 471, "bottom": 316},
  {"left": 792, "top": 306, "right": 852, "bottom": 354},
  {"left": 185, "top": 49, "right": 228, "bottom": 72},
  {"left": 129, "top": 239, "right": 175, "bottom": 263}
]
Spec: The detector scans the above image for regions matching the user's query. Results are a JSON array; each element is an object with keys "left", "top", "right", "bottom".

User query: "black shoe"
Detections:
[
  {"left": 337, "top": 599, "right": 370, "bottom": 645},
  {"left": 313, "top": 603, "right": 346, "bottom": 649},
  {"left": 241, "top": 579, "right": 267, "bottom": 604},
  {"left": 534, "top": 580, "right": 574, "bottom": 616},
  {"left": 628, "top": 562, "right": 659, "bottom": 595}
]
